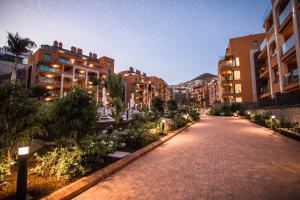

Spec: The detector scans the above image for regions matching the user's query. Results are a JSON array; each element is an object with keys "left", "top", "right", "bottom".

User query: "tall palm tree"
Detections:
[{"left": 7, "top": 32, "right": 36, "bottom": 81}]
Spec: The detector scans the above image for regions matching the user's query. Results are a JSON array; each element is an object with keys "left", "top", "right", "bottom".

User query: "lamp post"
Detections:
[{"left": 16, "top": 146, "right": 29, "bottom": 200}]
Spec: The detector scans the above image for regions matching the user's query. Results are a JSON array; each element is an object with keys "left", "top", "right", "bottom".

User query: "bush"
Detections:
[
  {"left": 251, "top": 114, "right": 267, "bottom": 126},
  {"left": 0, "top": 152, "right": 10, "bottom": 184},
  {"left": 52, "top": 87, "right": 98, "bottom": 142},
  {"left": 151, "top": 96, "right": 164, "bottom": 117},
  {"left": 188, "top": 110, "right": 200, "bottom": 121},
  {"left": 173, "top": 115, "right": 188, "bottom": 129},
  {"left": 32, "top": 133, "right": 118, "bottom": 180},
  {"left": 265, "top": 118, "right": 281, "bottom": 130}
]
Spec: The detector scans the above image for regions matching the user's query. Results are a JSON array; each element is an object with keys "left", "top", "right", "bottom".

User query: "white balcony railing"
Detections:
[
  {"left": 282, "top": 34, "right": 295, "bottom": 55},
  {"left": 279, "top": 1, "right": 292, "bottom": 26}
]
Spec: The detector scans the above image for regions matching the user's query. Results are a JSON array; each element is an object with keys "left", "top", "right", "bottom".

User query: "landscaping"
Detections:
[
  {"left": 208, "top": 104, "right": 300, "bottom": 140},
  {"left": 0, "top": 79, "right": 199, "bottom": 200}
]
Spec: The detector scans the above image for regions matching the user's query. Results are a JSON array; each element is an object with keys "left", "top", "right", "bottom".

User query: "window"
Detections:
[
  {"left": 107, "top": 61, "right": 112, "bottom": 67},
  {"left": 235, "top": 84, "right": 242, "bottom": 93},
  {"left": 234, "top": 57, "right": 240, "bottom": 67},
  {"left": 234, "top": 70, "right": 241, "bottom": 80},
  {"left": 235, "top": 97, "right": 242, "bottom": 102},
  {"left": 273, "top": 67, "right": 279, "bottom": 83},
  {"left": 44, "top": 54, "right": 51, "bottom": 61},
  {"left": 253, "top": 41, "right": 258, "bottom": 46}
]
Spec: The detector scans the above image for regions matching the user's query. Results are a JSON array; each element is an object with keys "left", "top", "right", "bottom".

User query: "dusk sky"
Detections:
[{"left": 0, "top": 0, "right": 269, "bottom": 84}]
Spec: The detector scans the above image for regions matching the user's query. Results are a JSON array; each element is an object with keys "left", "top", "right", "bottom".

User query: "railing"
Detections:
[
  {"left": 260, "top": 85, "right": 270, "bottom": 94},
  {"left": 222, "top": 76, "right": 234, "bottom": 81},
  {"left": 279, "top": 1, "right": 292, "bottom": 25},
  {"left": 284, "top": 69, "right": 299, "bottom": 86},
  {"left": 75, "top": 73, "right": 86, "bottom": 78},
  {"left": 263, "top": 3, "right": 272, "bottom": 21},
  {"left": 282, "top": 34, "right": 295, "bottom": 55},
  {"left": 38, "top": 65, "right": 60, "bottom": 74},
  {"left": 37, "top": 77, "right": 60, "bottom": 85},
  {"left": 260, "top": 38, "right": 267, "bottom": 51},
  {"left": 59, "top": 57, "right": 71, "bottom": 65}
]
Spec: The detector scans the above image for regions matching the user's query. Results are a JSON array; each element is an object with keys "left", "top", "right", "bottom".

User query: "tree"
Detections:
[
  {"left": 167, "top": 99, "right": 178, "bottom": 113},
  {"left": 52, "top": 87, "right": 98, "bottom": 142},
  {"left": 151, "top": 96, "right": 164, "bottom": 117},
  {"left": 7, "top": 32, "right": 36, "bottom": 81},
  {"left": 105, "top": 73, "right": 125, "bottom": 123},
  {"left": 105, "top": 73, "right": 124, "bottom": 100},
  {"left": 0, "top": 81, "right": 45, "bottom": 161}
]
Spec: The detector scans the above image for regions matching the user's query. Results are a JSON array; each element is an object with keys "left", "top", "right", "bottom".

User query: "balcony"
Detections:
[
  {"left": 259, "top": 38, "right": 267, "bottom": 51},
  {"left": 260, "top": 85, "right": 270, "bottom": 94},
  {"left": 221, "top": 76, "right": 234, "bottom": 82},
  {"left": 281, "top": 34, "right": 295, "bottom": 55},
  {"left": 37, "top": 65, "right": 60, "bottom": 74},
  {"left": 37, "top": 76, "right": 60, "bottom": 85},
  {"left": 75, "top": 73, "right": 86, "bottom": 79},
  {"left": 284, "top": 69, "right": 299, "bottom": 86},
  {"left": 279, "top": 1, "right": 292, "bottom": 26},
  {"left": 263, "top": 3, "right": 272, "bottom": 21}
]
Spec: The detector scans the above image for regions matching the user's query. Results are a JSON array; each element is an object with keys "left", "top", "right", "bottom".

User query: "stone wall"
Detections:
[{"left": 245, "top": 106, "right": 300, "bottom": 123}]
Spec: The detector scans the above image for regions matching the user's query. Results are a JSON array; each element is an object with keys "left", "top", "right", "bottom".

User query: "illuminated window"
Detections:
[
  {"left": 236, "top": 97, "right": 242, "bottom": 102},
  {"left": 234, "top": 71, "right": 241, "bottom": 80},
  {"left": 235, "top": 57, "right": 240, "bottom": 66},
  {"left": 235, "top": 84, "right": 242, "bottom": 93}
]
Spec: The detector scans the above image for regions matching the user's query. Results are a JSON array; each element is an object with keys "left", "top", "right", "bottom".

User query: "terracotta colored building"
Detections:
[
  {"left": 118, "top": 67, "right": 169, "bottom": 108},
  {"left": 218, "top": 34, "right": 265, "bottom": 103},
  {"left": 208, "top": 77, "right": 219, "bottom": 106},
  {"left": 26, "top": 41, "right": 114, "bottom": 101},
  {"left": 189, "top": 84, "right": 209, "bottom": 110},
  {"left": 256, "top": 0, "right": 300, "bottom": 100}
]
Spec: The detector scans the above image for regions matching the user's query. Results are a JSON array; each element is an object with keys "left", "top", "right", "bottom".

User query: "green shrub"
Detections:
[
  {"left": 0, "top": 152, "right": 10, "bottom": 184},
  {"left": 173, "top": 115, "right": 188, "bottom": 129},
  {"left": 32, "top": 133, "right": 118, "bottom": 180},
  {"left": 251, "top": 114, "right": 267, "bottom": 126},
  {"left": 188, "top": 110, "right": 200, "bottom": 121},
  {"left": 265, "top": 118, "right": 281, "bottom": 130}
]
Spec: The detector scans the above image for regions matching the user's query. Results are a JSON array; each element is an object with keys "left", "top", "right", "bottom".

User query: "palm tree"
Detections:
[{"left": 7, "top": 32, "right": 36, "bottom": 81}]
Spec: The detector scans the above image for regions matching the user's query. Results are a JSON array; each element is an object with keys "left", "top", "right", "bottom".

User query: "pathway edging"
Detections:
[{"left": 41, "top": 123, "right": 194, "bottom": 200}]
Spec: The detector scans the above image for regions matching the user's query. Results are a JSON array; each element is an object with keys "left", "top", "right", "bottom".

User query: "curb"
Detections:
[{"left": 42, "top": 123, "right": 194, "bottom": 200}]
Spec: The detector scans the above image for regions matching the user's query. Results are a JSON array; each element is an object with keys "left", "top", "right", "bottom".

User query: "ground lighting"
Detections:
[
  {"left": 161, "top": 119, "right": 166, "bottom": 132},
  {"left": 16, "top": 146, "right": 29, "bottom": 200},
  {"left": 271, "top": 115, "right": 276, "bottom": 119}
]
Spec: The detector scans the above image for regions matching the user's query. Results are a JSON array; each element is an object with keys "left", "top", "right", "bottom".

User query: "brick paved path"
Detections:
[{"left": 74, "top": 116, "right": 300, "bottom": 200}]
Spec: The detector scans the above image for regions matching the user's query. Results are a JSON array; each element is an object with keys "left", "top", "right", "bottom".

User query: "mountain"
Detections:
[{"left": 191, "top": 73, "right": 216, "bottom": 82}]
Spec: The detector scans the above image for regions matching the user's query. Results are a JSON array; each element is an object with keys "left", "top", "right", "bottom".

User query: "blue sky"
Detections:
[{"left": 0, "top": 0, "right": 270, "bottom": 84}]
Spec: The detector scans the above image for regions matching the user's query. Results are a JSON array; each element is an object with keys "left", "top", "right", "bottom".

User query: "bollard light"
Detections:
[
  {"left": 16, "top": 146, "right": 29, "bottom": 200},
  {"left": 161, "top": 119, "right": 166, "bottom": 131},
  {"left": 271, "top": 115, "right": 276, "bottom": 119},
  {"left": 247, "top": 111, "right": 251, "bottom": 115}
]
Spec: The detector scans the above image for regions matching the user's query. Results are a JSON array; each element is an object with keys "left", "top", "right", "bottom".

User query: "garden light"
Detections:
[
  {"left": 16, "top": 146, "right": 29, "bottom": 200},
  {"left": 247, "top": 111, "right": 251, "bottom": 115},
  {"left": 161, "top": 119, "right": 166, "bottom": 131},
  {"left": 271, "top": 115, "right": 276, "bottom": 119}
]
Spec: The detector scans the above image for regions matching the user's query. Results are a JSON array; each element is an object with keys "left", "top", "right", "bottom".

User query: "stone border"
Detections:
[{"left": 42, "top": 123, "right": 193, "bottom": 200}]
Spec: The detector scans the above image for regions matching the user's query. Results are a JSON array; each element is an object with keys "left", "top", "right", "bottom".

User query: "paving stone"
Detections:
[{"left": 74, "top": 116, "right": 300, "bottom": 200}]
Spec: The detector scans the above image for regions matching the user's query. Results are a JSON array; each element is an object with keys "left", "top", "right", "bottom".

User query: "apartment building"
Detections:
[
  {"left": 208, "top": 77, "right": 219, "bottom": 106},
  {"left": 118, "top": 67, "right": 169, "bottom": 109},
  {"left": 256, "top": 0, "right": 300, "bottom": 100},
  {"left": 218, "top": 34, "right": 265, "bottom": 103},
  {"left": 26, "top": 41, "right": 114, "bottom": 101},
  {"left": 189, "top": 84, "right": 209, "bottom": 110}
]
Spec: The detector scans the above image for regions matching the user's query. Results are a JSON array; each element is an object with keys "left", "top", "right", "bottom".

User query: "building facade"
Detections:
[
  {"left": 218, "top": 34, "right": 265, "bottom": 103},
  {"left": 26, "top": 41, "right": 114, "bottom": 101},
  {"left": 208, "top": 77, "right": 219, "bottom": 106},
  {"left": 256, "top": 0, "right": 300, "bottom": 100},
  {"left": 118, "top": 67, "right": 170, "bottom": 109}
]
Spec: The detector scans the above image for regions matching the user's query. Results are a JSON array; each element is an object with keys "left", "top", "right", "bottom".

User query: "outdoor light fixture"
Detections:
[
  {"left": 161, "top": 119, "right": 166, "bottom": 132},
  {"left": 247, "top": 111, "right": 251, "bottom": 115},
  {"left": 16, "top": 146, "right": 29, "bottom": 200},
  {"left": 271, "top": 115, "right": 276, "bottom": 119}
]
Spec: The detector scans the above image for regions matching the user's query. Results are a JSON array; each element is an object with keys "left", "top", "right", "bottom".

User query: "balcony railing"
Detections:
[
  {"left": 38, "top": 65, "right": 60, "bottom": 74},
  {"left": 263, "top": 3, "right": 272, "bottom": 21},
  {"left": 279, "top": 1, "right": 292, "bottom": 26},
  {"left": 260, "top": 38, "right": 267, "bottom": 51},
  {"left": 38, "top": 77, "right": 60, "bottom": 85},
  {"left": 260, "top": 85, "right": 270, "bottom": 94},
  {"left": 282, "top": 34, "right": 295, "bottom": 55},
  {"left": 284, "top": 69, "right": 299, "bottom": 86},
  {"left": 75, "top": 73, "right": 86, "bottom": 78},
  {"left": 222, "top": 76, "right": 234, "bottom": 81}
]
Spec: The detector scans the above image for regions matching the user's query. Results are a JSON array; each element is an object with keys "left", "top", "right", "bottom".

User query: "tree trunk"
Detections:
[
  {"left": 7, "top": 147, "right": 12, "bottom": 163},
  {"left": 10, "top": 56, "right": 18, "bottom": 81}
]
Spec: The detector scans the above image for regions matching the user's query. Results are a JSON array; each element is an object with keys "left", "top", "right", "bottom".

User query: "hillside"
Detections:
[{"left": 191, "top": 73, "right": 216, "bottom": 82}]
